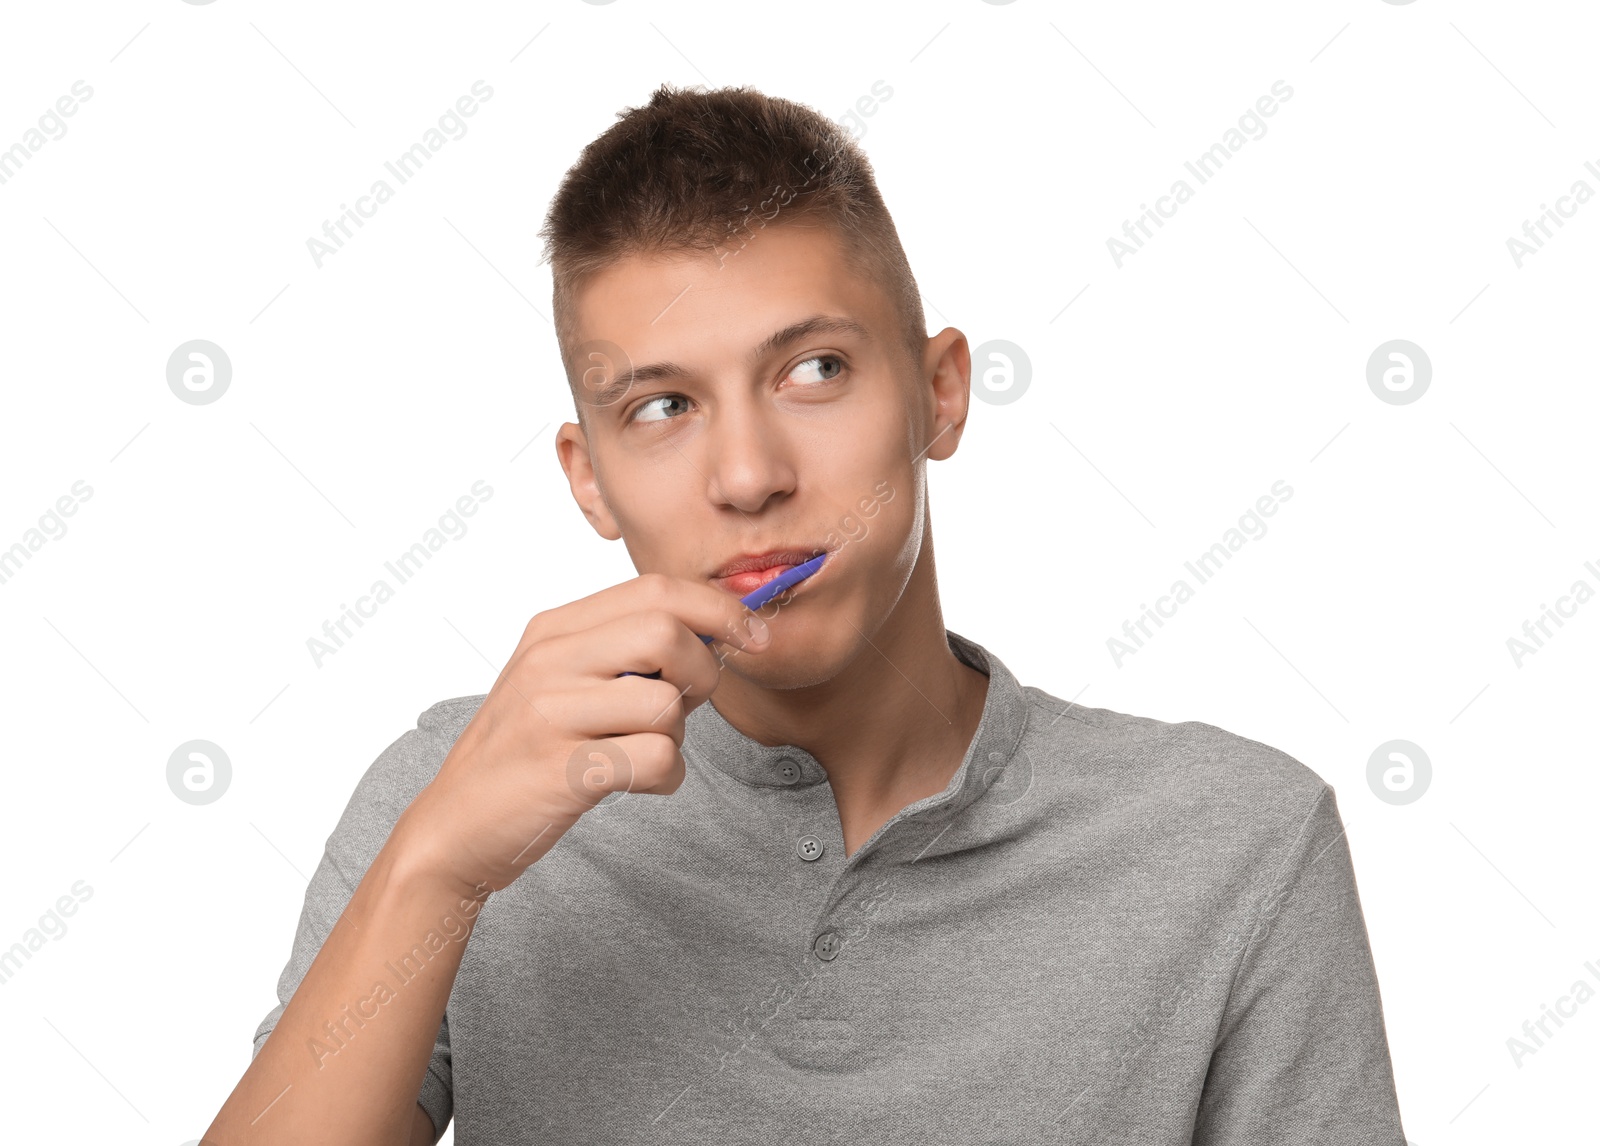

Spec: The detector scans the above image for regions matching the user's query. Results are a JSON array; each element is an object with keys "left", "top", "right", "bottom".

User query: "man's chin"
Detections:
[{"left": 715, "top": 631, "right": 846, "bottom": 691}]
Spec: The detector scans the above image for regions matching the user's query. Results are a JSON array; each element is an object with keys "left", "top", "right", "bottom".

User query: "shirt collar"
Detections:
[{"left": 684, "top": 629, "right": 1030, "bottom": 826}]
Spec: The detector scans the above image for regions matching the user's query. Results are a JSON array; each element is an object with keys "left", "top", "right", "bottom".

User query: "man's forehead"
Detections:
[{"left": 570, "top": 223, "right": 874, "bottom": 341}]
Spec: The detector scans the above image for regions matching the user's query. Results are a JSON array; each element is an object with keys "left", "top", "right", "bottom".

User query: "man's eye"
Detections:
[
  {"left": 627, "top": 356, "right": 845, "bottom": 425},
  {"left": 789, "top": 354, "right": 845, "bottom": 384},
  {"left": 629, "top": 394, "right": 692, "bottom": 424}
]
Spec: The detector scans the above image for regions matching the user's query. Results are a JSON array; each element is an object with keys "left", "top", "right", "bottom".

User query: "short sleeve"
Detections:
[
  {"left": 250, "top": 714, "right": 462, "bottom": 1139},
  {"left": 1192, "top": 784, "right": 1406, "bottom": 1145}
]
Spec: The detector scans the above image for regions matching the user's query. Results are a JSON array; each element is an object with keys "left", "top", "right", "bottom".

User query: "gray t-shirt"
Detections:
[{"left": 252, "top": 629, "right": 1406, "bottom": 1143}]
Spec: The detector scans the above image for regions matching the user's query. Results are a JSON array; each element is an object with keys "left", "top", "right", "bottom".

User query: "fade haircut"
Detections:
[{"left": 538, "top": 83, "right": 926, "bottom": 417}]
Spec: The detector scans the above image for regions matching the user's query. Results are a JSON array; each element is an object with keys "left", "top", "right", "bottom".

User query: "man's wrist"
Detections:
[{"left": 382, "top": 803, "right": 489, "bottom": 910}]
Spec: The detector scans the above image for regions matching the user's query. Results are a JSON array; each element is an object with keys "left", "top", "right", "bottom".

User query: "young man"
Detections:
[{"left": 206, "top": 85, "right": 1406, "bottom": 1144}]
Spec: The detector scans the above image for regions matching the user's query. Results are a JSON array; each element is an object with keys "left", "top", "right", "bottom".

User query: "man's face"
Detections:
[{"left": 555, "top": 221, "right": 948, "bottom": 686}]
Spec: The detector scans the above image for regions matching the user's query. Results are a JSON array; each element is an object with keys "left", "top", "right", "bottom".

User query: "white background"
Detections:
[{"left": 1, "top": 0, "right": 1596, "bottom": 1141}]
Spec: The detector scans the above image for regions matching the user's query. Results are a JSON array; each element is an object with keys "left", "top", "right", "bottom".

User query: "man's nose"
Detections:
[{"left": 700, "top": 400, "right": 798, "bottom": 515}]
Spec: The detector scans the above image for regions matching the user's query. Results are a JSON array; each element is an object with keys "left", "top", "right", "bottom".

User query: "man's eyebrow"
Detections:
[
  {"left": 582, "top": 314, "right": 872, "bottom": 412},
  {"left": 750, "top": 313, "right": 873, "bottom": 360}
]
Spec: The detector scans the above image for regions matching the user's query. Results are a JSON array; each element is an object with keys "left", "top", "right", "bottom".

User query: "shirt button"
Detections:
[
  {"left": 813, "top": 931, "right": 842, "bottom": 961},
  {"left": 796, "top": 834, "right": 825, "bottom": 862},
  {"left": 776, "top": 758, "right": 801, "bottom": 785}
]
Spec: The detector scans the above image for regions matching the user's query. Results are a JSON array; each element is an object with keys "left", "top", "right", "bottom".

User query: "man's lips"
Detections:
[
  {"left": 709, "top": 548, "right": 829, "bottom": 596},
  {"left": 711, "top": 548, "right": 824, "bottom": 577},
  {"left": 712, "top": 564, "right": 799, "bottom": 595}
]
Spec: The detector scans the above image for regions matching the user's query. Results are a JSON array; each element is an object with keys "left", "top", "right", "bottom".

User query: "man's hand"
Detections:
[{"left": 395, "top": 572, "right": 771, "bottom": 897}]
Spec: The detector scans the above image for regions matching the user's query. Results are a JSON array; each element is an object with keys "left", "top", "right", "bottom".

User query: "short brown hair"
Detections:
[{"left": 538, "top": 83, "right": 926, "bottom": 408}]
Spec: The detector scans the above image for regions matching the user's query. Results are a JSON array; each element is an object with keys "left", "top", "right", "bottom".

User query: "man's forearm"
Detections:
[{"left": 204, "top": 822, "right": 483, "bottom": 1145}]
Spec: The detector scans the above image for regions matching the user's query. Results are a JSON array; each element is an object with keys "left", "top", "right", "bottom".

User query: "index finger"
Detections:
[{"left": 529, "top": 572, "right": 771, "bottom": 654}]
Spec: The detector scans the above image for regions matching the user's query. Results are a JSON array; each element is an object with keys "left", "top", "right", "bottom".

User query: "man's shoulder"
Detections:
[
  {"left": 371, "top": 692, "right": 489, "bottom": 782},
  {"left": 1018, "top": 686, "right": 1331, "bottom": 838},
  {"left": 417, "top": 692, "right": 490, "bottom": 742},
  {"left": 329, "top": 694, "right": 490, "bottom": 841}
]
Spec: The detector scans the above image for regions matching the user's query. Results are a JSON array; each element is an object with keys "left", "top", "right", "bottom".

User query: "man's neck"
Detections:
[{"left": 708, "top": 541, "right": 991, "bottom": 856}]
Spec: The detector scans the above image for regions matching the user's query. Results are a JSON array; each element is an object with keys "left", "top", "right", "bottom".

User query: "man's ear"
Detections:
[
  {"left": 555, "top": 420, "right": 623, "bottom": 541},
  {"left": 920, "top": 328, "right": 972, "bottom": 463}
]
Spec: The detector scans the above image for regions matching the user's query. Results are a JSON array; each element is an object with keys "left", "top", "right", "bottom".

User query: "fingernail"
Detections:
[{"left": 745, "top": 613, "right": 769, "bottom": 644}]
